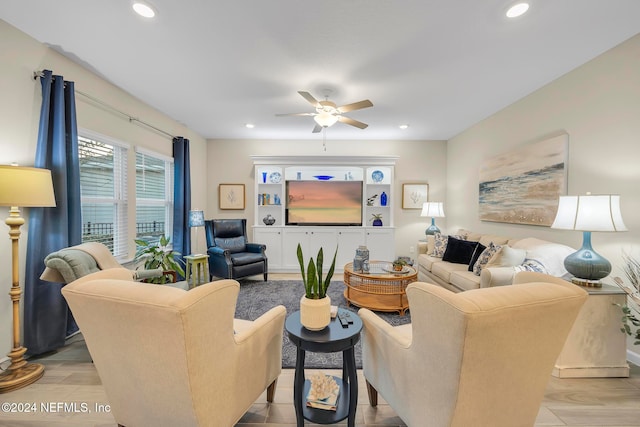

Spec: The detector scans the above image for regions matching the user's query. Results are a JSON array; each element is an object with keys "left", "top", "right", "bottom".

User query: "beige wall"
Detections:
[
  {"left": 206, "top": 139, "right": 447, "bottom": 258},
  {"left": 0, "top": 20, "right": 207, "bottom": 357},
  {"left": 447, "top": 34, "right": 640, "bottom": 352}
]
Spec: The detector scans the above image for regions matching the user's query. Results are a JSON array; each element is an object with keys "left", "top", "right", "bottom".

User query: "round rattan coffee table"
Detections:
[{"left": 343, "top": 261, "right": 417, "bottom": 316}]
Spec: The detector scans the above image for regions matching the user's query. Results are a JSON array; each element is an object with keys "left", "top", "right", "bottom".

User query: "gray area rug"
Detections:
[{"left": 234, "top": 279, "right": 411, "bottom": 369}]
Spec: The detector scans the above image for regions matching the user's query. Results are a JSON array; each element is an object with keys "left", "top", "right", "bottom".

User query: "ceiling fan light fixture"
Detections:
[
  {"left": 506, "top": 2, "right": 529, "bottom": 18},
  {"left": 314, "top": 113, "right": 339, "bottom": 128},
  {"left": 132, "top": 1, "right": 156, "bottom": 18}
]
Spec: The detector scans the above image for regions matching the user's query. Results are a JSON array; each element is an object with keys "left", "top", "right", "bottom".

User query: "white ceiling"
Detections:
[{"left": 2, "top": 1, "right": 640, "bottom": 141}]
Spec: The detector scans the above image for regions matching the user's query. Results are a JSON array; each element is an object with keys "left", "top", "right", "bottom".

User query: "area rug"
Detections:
[{"left": 234, "top": 279, "right": 411, "bottom": 369}]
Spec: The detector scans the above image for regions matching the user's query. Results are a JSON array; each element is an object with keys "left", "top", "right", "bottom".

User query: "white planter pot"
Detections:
[{"left": 300, "top": 295, "right": 331, "bottom": 331}]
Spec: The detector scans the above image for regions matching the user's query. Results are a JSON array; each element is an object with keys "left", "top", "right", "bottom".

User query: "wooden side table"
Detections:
[
  {"left": 184, "top": 254, "right": 208, "bottom": 289},
  {"left": 285, "top": 309, "right": 362, "bottom": 427},
  {"left": 552, "top": 283, "right": 629, "bottom": 378}
]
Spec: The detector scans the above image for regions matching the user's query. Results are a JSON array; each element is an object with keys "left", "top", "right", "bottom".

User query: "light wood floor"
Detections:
[{"left": 1, "top": 335, "right": 639, "bottom": 426}]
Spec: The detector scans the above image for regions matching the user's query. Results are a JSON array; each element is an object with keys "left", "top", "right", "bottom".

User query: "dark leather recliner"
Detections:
[{"left": 205, "top": 219, "right": 268, "bottom": 281}]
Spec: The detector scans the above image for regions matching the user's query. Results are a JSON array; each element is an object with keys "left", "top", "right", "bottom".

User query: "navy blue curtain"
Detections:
[
  {"left": 172, "top": 137, "right": 191, "bottom": 272},
  {"left": 24, "top": 70, "right": 81, "bottom": 356}
]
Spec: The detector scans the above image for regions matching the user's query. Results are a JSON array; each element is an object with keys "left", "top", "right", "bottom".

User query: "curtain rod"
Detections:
[{"left": 33, "top": 71, "right": 176, "bottom": 140}]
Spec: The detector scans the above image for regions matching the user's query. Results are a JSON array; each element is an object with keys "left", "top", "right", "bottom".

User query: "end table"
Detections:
[
  {"left": 184, "top": 254, "right": 208, "bottom": 288},
  {"left": 285, "top": 309, "right": 363, "bottom": 427}
]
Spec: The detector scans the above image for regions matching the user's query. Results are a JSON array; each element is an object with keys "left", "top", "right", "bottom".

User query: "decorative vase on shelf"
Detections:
[
  {"left": 263, "top": 214, "right": 276, "bottom": 226},
  {"left": 371, "top": 214, "right": 383, "bottom": 227},
  {"left": 380, "top": 191, "right": 387, "bottom": 206}
]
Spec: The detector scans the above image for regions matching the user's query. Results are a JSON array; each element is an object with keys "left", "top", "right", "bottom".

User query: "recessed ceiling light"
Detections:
[
  {"left": 132, "top": 2, "right": 156, "bottom": 18},
  {"left": 399, "top": 124, "right": 409, "bottom": 130},
  {"left": 506, "top": 2, "right": 529, "bottom": 18},
  {"left": 245, "top": 123, "right": 255, "bottom": 129}
]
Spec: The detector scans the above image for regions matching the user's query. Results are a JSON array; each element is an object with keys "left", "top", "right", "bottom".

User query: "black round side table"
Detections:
[{"left": 285, "top": 308, "right": 363, "bottom": 427}]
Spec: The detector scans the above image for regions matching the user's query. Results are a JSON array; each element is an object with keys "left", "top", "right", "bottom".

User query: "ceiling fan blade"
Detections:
[
  {"left": 298, "top": 91, "right": 320, "bottom": 107},
  {"left": 312, "top": 124, "right": 323, "bottom": 133},
  {"left": 275, "top": 112, "right": 316, "bottom": 117},
  {"left": 337, "top": 99, "right": 373, "bottom": 113},
  {"left": 338, "top": 116, "right": 368, "bottom": 129}
]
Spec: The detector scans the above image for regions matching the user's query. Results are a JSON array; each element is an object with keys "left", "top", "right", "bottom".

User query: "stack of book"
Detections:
[{"left": 306, "top": 372, "right": 340, "bottom": 411}]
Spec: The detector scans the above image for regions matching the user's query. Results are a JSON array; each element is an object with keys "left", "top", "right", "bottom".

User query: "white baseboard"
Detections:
[{"left": 627, "top": 349, "right": 640, "bottom": 367}]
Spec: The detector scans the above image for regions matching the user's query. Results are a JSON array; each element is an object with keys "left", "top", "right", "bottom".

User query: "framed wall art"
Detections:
[
  {"left": 219, "top": 184, "right": 245, "bottom": 210},
  {"left": 402, "top": 183, "right": 429, "bottom": 209},
  {"left": 478, "top": 133, "right": 568, "bottom": 226}
]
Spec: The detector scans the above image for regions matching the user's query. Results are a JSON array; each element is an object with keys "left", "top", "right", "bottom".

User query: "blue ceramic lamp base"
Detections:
[
  {"left": 564, "top": 231, "right": 611, "bottom": 287},
  {"left": 425, "top": 218, "right": 440, "bottom": 236}
]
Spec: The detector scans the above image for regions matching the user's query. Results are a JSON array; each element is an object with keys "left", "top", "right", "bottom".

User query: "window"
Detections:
[
  {"left": 135, "top": 149, "right": 174, "bottom": 247},
  {"left": 79, "top": 133, "right": 128, "bottom": 258}
]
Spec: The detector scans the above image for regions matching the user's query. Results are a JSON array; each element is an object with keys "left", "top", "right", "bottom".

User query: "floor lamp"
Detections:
[{"left": 0, "top": 165, "right": 56, "bottom": 393}]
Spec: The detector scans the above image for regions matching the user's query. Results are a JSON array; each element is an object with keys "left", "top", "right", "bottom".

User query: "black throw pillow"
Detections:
[
  {"left": 442, "top": 236, "right": 479, "bottom": 265},
  {"left": 468, "top": 242, "right": 487, "bottom": 271}
]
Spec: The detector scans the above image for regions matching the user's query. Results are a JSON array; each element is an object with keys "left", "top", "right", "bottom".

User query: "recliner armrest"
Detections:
[
  {"left": 246, "top": 243, "right": 265, "bottom": 254},
  {"left": 208, "top": 247, "right": 230, "bottom": 257}
]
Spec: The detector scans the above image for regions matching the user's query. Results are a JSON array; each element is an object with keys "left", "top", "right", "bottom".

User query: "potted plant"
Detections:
[
  {"left": 392, "top": 258, "right": 407, "bottom": 272},
  {"left": 370, "top": 213, "right": 383, "bottom": 227},
  {"left": 134, "top": 235, "right": 186, "bottom": 284},
  {"left": 614, "top": 252, "right": 640, "bottom": 344},
  {"left": 296, "top": 243, "right": 338, "bottom": 331}
]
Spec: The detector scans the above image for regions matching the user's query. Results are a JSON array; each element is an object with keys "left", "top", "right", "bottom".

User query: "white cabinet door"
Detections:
[
  {"left": 336, "top": 228, "right": 366, "bottom": 269},
  {"left": 365, "top": 228, "right": 395, "bottom": 261},
  {"left": 282, "top": 228, "right": 337, "bottom": 271},
  {"left": 253, "top": 227, "right": 283, "bottom": 270}
]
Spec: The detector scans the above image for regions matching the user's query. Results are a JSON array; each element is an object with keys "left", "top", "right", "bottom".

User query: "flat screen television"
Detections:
[{"left": 285, "top": 180, "right": 363, "bottom": 226}]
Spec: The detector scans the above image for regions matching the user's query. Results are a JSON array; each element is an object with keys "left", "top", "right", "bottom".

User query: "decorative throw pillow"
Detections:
[
  {"left": 432, "top": 233, "right": 449, "bottom": 258},
  {"left": 485, "top": 245, "right": 527, "bottom": 268},
  {"left": 442, "top": 236, "right": 479, "bottom": 265},
  {"left": 467, "top": 242, "right": 487, "bottom": 272},
  {"left": 472, "top": 242, "right": 502, "bottom": 276},
  {"left": 514, "top": 259, "right": 548, "bottom": 274}
]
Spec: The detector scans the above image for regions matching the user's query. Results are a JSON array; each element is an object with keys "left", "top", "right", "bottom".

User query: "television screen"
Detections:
[{"left": 286, "top": 180, "right": 363, "bottom": 226}]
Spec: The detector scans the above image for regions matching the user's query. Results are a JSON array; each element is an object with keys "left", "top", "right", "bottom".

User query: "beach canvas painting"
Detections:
[{"left": 479, "top": 133, "right": 568, "bottom": 226}]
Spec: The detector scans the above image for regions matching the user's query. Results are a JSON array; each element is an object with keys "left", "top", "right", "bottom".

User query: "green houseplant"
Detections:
[
  {"left": 296, "top": 243, "right": 337, "bottom": 330},
  {"left": 134, "top": 235, "right": 185, "bottom": 284},
  {"left": 614, "top": 252, "right": 640, "bottom": 344}
]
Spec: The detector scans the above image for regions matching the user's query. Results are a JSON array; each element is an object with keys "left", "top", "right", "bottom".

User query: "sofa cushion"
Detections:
[
  {"left": 514, "top": 259, "right": 548, "bottom": 274},
  {"left": 418, "top": 254, "right": 439, "bottom": 272},
  {"left": 432, "top": 261, "right": 469, "bottom": 283},
  {"left": 432, "top": 233, "right": 448, "bottom": 257},
  {"left": 467, "top": 243, "right": 487, "bottom": 272},
  {"left": 472, "top": 242, "right": 502, "bottom": 276},
  {"left": 442, "top": 236, "right": 478, "bottom": 265},
  {"left": 450, "top": 270, "right": 482, "bottom": 292},
  {"left": 485, "top": 245, "right": 527, "bottom": 268},
  {"left": 512, "top": 238, "right": 575, "bottom": 277},
  {"left": 425, "top": 235, "right": 436, "bottom": 256},
  {"left": 478, "top": 234, "right": 511, "bottom": 247}
]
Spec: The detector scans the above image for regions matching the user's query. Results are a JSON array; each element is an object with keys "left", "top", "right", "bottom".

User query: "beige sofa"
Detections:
[{"left": 417, "top": 229, "right": 575, "bottom": 293}]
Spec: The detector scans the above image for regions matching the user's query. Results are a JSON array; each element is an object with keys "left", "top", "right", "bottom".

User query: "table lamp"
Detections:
[
  {"left": 421, "top": 202, "right": 445, "bottom": 235},
  {"left": 0, "top": 165, "right": 56, "bottom": 393},
  {"left": 188, "top": 209, "right": 205, "bottom": 256},
  {"left": 551, "top": 193, "right": 626, "bottom": 287}
]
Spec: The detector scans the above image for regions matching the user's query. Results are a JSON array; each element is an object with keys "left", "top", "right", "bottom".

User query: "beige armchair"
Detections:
[
  {"left": 62, "top": 277, "right": 286, "bottom": 427},
  {"left": 359, "top": 280, "right": 587, "bottom": 427}
]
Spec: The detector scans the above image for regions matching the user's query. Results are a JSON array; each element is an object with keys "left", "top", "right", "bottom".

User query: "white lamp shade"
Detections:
[
  {"left": 314, "top": 113, "right": 339, "bottom": 128},
  {"left": 188, "top": 210, "right": 205, "bottom": 227},
  {"left": 421, "top": 202, "right": 445, "bottom": 218},
  {"left": 0, "top": 165, "right": 56, "bottom": 207},
  {"left": 551, "top": 194, "right": 627, "bottom": 232}
]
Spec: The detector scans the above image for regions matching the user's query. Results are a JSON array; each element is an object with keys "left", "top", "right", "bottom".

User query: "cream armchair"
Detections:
[
  {"left": 359, "top": 280, "right": 587, "bottom": 427},
  {"left": 62, "top": 277, "right": 286, "bottom": 427}
]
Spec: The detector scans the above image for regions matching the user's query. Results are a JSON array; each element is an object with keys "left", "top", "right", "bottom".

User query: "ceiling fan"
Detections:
[{"left": 276, "top": 91, "right": 373, "bottom": 133}]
